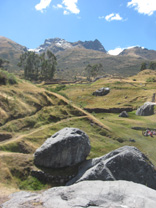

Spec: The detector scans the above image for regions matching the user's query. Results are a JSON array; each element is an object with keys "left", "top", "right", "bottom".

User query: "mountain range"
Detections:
[
  {"left": 0, "top": 36, "right": 156, "bottom": 79},
  {"left": 31, "top": 38, "right": 107, "bottom": 54}
]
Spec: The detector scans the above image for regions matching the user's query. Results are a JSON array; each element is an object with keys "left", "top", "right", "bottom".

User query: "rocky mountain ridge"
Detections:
[
  {"left": 119, "top": 46, "right": 156, "bottom": 59},
  {"left": 31, "top": 38, "right": 107, "bottom": 54},
  {"left": 0, "top": 36, "right": 156, "bottom": 78}
]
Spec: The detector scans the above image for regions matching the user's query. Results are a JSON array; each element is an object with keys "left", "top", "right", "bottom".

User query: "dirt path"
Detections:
[
  {"left": 0, "top": 116, "right": 87, "bottom": 146},
  {"left": 0, "top": 90, "right": 110, "bottom": 146},
  {"left": 49, "top": 91, "right": 110, "bottom": 130}
]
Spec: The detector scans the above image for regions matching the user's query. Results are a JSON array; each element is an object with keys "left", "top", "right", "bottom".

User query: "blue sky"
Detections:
[{"left": 1, "top": 0, "right": 156, "bottom": 55}]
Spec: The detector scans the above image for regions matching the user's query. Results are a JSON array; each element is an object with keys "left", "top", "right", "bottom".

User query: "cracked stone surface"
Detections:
[
  {"left": 2, "top": 180, "right": 156, "bottom": 208},
  {"left": 34, "top": 127, "right": 91, "bottom": 168},
  {"left": 67, "top": 146, "right": 156, "bottom": 190}
]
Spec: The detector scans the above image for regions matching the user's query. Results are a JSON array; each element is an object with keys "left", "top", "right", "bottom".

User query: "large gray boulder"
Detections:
[
  {"left": 34, "top": 127, "right": 91, "bottom": 168},
  {"left": 67, "top": 146, "right": 156, "bottom": 190},
  {"left": 2, "top": 180, "right": 156, "bottom": 208},
  {"left": 92, "top": 87, "right": 110, "bottom": 96},
  {"left": 136, "top": 102, "right": 156, "bottom": 116}
]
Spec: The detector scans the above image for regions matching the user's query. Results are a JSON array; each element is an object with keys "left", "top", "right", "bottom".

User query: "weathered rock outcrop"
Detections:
[
  {"left": 92, "top": 87, "right": 110, "bottom": 96},
  {"left": 67, "top": 146, "right": 156, "bottom": 190},
  {"left": 2, "top": 180, "right": 156, "bottom": 208},
  {"left": 119, "top": 111, "right": 128, "bottom": 117},
  {"left": 34, "top": 127, "right": 91, "bottom": 168},
  {"left": 136, "top": 102, "right": 156, "bottom": 116}
]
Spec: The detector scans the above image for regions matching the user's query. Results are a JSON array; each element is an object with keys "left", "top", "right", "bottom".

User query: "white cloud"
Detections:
[
  {"left": 108, "top": 47, "right": 124, "bottom": 55},
  {"left": 53, "top": 0, "right": 80, "bottom": 15},
  {"left": 64, "top": 10, "right": 70, "bottom": 15},
  {"left": 62, "top": 0, "right": 80, "bottom": 14},
  {"left": 53, "top": 4, "right": 63, "bottom": 9},
  {"left": 105, "top": 13, "right": 123, "bottom": 22},
  {"left": 108, "top": 46, "right": 141, "bottom": 55},
  {"left": 35, "top": 0, "right": 52, "bottom": 12},
  {"left": 127, "top": 0, "right": 156, "bottom": 16}
]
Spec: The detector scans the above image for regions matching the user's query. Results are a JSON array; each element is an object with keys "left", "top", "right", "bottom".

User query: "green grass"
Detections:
[
  {"left": 1, "top": 70, "right": 156, "bottom": 192},
  {"left": 18, "top": 176, "right": 47, "bottom": 190}
]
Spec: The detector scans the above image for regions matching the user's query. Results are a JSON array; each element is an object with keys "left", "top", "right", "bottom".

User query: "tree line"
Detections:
[
  {"left": 18, "top": 50, "right": 57, "bottom": 81},
  {"left": 140, "top": 62, "right": 156, "bottom": 71}
]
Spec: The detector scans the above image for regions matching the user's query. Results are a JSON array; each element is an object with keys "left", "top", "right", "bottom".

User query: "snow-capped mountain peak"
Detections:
[{"left": 29, "top": 38, "right": 107, "bottom": 54}]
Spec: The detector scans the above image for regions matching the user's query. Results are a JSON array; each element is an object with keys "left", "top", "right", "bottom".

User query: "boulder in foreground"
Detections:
[
  {"left": 34, "top": 127, "right": 91, "bottom": 168},
  {"left": 67, "top": 146, "right": 156, "bottom": 190},
  {"left": 2, "top": 180, "right": 156, "bottom": 208}
]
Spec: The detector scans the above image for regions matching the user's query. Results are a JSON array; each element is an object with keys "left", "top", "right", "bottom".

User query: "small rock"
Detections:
[
  {"left": 92, "top": 87, "right": 110, "bottom": 96},
  {"left": 119, "top": 111, "right": 128, "bottom": 117},
  {"left": 129, "top": 138, "right": 136, "bottom": 142}
]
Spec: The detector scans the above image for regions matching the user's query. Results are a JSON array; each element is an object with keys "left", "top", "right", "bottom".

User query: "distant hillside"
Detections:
[
  {"left": 28, "top": 39, "right": 156, "bottom": 80},
  {"left": 119, "top": 46, "right": 156, "bottom": 60},
  {"left": 0, "top": 36, "right": 156, "bottom": 80},
  {"left": 55, "top": 47, "right": 156, "bottom": 80},
  {"left": 0, "top": 36, "right": 27, "bottom": 71}
]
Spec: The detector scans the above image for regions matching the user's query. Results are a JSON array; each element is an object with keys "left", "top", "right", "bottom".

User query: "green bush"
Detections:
[
  {"left": 46, "top": 85, "right": 68, "bottom": 99},
  {"left": 19, "top": 176, "right": 46, "bottom": 190},
  {"left": 0, "top": 69, "right": 17, "bottom": 85},
  {"left": 146, "top": 77, "right": 156, "bottom": 82}
]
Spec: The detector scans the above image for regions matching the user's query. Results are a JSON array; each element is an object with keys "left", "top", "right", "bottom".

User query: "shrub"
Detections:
[
  {"left": 0, "top": 69, "right": 17, "bottom": 85},
  {"left": 146, "top": 77, "right": 156, "bottom": 82},
  {"left": 19, "top": 176, "right": 46, "bottom": 190}
]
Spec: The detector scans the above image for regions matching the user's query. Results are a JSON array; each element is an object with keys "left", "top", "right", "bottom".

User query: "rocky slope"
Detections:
[
  {"left": 119, "top": 46, "right": 156, "bottom": 60},
  {"left": 2, "top": 143, "right": 156, "bottom": 207}
]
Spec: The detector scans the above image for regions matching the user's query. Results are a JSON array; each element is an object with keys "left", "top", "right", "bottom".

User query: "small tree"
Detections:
[
  {"left": 40, "top": 50, "right": 57, "bottom": 80},
  {"left": 0, "top": 58, "right": 9, "bottom": 69},
  {"left": 149, "top": 62, "right": 156, "bottom": 70},
  {"left": 140, "top": 62, "right": 147, "bottom": 71},
  {"left": 85, "top": 63, "right": 103, "bottom": 81}
]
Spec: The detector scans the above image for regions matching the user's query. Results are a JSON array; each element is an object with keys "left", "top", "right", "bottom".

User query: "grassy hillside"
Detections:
[
  {"left": 1, "top": 36, "right": 156, "bottom": 80},
  {"left": 0, "top": 36, "right": 26, "bottom": 72},
  {"left": 55, "top": 48, "right": 155, "bottom": 80},
  {"left": 0, "top": 69, "right": 156, "bottom": 197},
  {"left": 47, "top": 69, "right": 156, "bottom": 164},
  {"left": 0, "top": 74, "right": 111, "bottom": 193}
]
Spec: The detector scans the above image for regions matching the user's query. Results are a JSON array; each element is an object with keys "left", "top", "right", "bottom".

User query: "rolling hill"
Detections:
[
  {"left": 0, "top": 36, "right": 27, "bottom": 71},
  {"left": 0, "top": 69, "right": 156, "bottom": 199}
]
